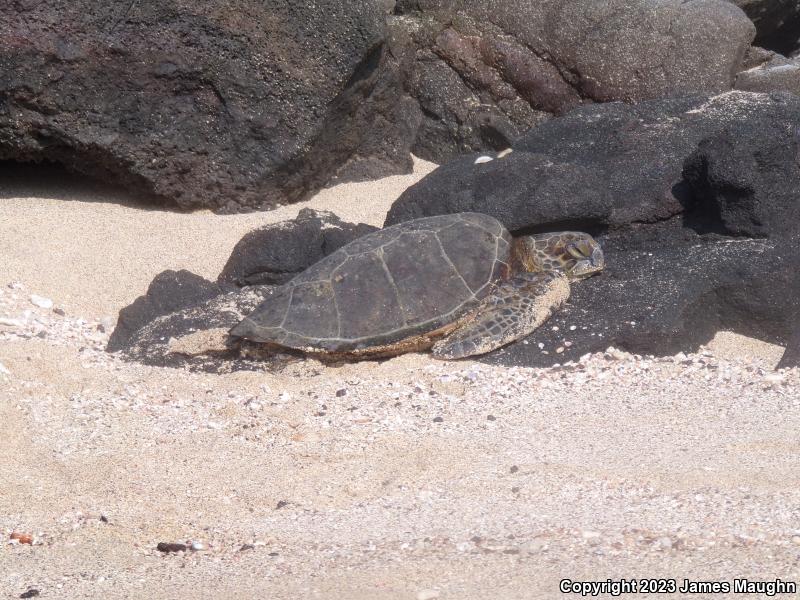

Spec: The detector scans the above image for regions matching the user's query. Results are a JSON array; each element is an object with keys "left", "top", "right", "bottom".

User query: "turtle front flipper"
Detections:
[{"left": 431, "top": 272, "right": 571, "bottom": 360}]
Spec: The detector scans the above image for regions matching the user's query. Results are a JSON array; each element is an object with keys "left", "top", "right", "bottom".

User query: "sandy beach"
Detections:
[{"left": 1, "top": 161, "right": 799, "bottom": 599}]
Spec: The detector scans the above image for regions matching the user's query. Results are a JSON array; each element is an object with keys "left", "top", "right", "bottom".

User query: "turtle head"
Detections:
[{"left": 514, "top": 232, "right": 604, "bottom": 281}]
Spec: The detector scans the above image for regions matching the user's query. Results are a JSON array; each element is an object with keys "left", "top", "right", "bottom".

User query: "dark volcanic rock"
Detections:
[
  {"left": 390, "top": 0, "right": 754, "bottom": 161},
  {"left": 384, "top": 90, "right": 800, "bottom": 368},
  {"left": 218, "top": 209, "right": 378, "bottom": 288},
  {"left": 120, "top": 284, "right": 274, "bottom": 371},
  {"left": 386, "top": 92, "right": 800, "bottom": 234},
  {"left": 113, "top": 209, "right": 377, "bottom": 367},
  {"left": 683, "top": 122, "right": 800, "bottom": 238},
  {"left": 729, "top": 0, "right": 800, "bottom": 55},
  {"left": 482, "top": 227, "right": 800, "bottom": 368},
  {"left": 107, "top": 270, "right": 223, "bottom": 352},
  {"left": 0, "top": 1, "right": 407, "bottom": 211},
  {"left": 735, "top": 54, "right": 800, "bottom": 96}
]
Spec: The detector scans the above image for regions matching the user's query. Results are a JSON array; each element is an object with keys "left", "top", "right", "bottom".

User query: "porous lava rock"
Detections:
[
  {"left": 1, "top": 0, "right": 757, "bottom": 209},
  {"left": 735, "top": 53, "right": 800, "bottom": 96},
  {"left": 389, "top": 0, "right": 755, "bottom": 161},
  {"left": 385, "top": 92, "right": 800, "bottom": 235},
  {"left": 0, "top": 0, "right": 409, "bottom": 211},
  {"left": 729, "top": 0, "right": 800, "bottom": 55},
  {"left": 482, "top": 227, "right": 800, "bottom": 368},
  {"left": 112, "top": 91, "right": 800, "bottom": 370},
  {"left": 106, "top": 270, "right": 223, "bottom": 353},
  {"left": 218, "top": 209, "right": 378, "bottom": 288}
]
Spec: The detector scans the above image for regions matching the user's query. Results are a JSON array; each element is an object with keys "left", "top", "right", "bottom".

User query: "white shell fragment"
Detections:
[
  {"left": 30, "top": 294, "right": 54, "bottom": 309},
  {"left": 474, "top": 155, "right": 494, "bottom": 164}
]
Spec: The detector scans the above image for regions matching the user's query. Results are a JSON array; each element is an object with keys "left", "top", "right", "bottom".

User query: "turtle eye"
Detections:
[{"left": 566, "top": 241, "right": 589, "bottom": 260}]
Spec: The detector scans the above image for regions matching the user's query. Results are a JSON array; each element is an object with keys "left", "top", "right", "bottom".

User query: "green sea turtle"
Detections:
[{"left": 229, "top": 212, "right": 604, "bottom": 360}]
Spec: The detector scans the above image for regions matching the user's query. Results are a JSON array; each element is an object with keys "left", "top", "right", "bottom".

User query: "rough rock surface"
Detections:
[
  {"left": 483, "top": 227, "right": 799, "bottom": 368},
  {"left": 729, "top": 0, "right": 800, "bottom": 55},
  {"left": 389, "top": 0, "right": 755, "bottom": 161},
  {"left": 736, "top": 53, "right": 800, "bottom": 96},
  {"left": 385, "top": 92, "right": 800, "bottom": 234},
  {"left": 1, "top": 1, "right": 757, "bottom": 208},
  {"left": 113, "top": 209, "right": 375, "bottom": 367},
  {"left": 112, "top": 91, "right": 800, "bottom": 369},
  {"left": 106, "top": 270, "right": 222, "bottom": 353},
  {"left": 120, "top": 284, "right": 274, "bottom": 371},
  {"left": 683, "top": 121, "right": 800, "bottom": 239},
  {"left": 0, "top": 1, "right": 408, "bottom": 211},
  {"left": 218, "top": 209, "right": 378, "bottom": 288}
]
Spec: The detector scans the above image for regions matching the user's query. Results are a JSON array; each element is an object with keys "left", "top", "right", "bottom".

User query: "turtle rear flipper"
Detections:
[{"left": 431, "top": 272, "right": 570, "bottom": 360}]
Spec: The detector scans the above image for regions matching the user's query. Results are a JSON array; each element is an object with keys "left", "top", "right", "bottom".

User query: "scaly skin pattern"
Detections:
[
  {"left": 432, "top": 231, "right": 604, "bottom": 359},
  {"left": 432, "top": 272, "right": 571, "bottom": 359},
  {"left": 230, "top": 214, "right": 604, "bottom": 360}
]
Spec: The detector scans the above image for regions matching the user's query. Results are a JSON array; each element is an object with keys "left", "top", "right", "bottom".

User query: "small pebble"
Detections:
[
  {"left": 30, "top": 295, "right": 53, "bottom": 309},
  {"left": 417, "top": 590, "right": 440, "bottom": 600},
  {"left": 335, "top": 389, "right": 347, "bottom": 397},
  {"left": 53, "top": 307, "right": 66, "bottom": 316},
  {"left": 20, "top": 590, "right": 40, "bottom": 599},
  {"left": 473, "top": 155, "right": 493, "bottom": 164},
  {"left": 432, "top": 416, "right": 444, "bottom": 423},
  {"left": 655, "top": 536, "right": 673, "bottom": 550},
  {"left": 763, "top": 373, "right": 784, "bottom": 385},
  {"left": 791, "top": 535, "right": 800, "bottom": 546},
  {"left": 10, "top": 532, "right": 33, "bottom": 545},
  {"left": 156, "top": 542, "right": 187, "bottom": 553},
  {"left": 190, "top": 541, "right": 206, "bottom": 551},
  {"left": 581, "top": 530, "right": 601, "bottom": 544}
]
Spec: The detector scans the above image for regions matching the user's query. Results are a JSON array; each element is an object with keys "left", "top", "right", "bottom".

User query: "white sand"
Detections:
[
  {"left": 0, "top": 157, "right": 436, "bottom": 319},
  {"left": 1, "top": 161, "right": 799, "bottom": 599}
]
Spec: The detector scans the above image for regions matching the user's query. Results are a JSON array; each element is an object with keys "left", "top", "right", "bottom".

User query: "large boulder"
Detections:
[
  {"left": 385, "top": 92, "right": 800, "bottom": 235},
  {"left": 728, "top": 1, "right": 800, "bottom": 55},
  {"left": 106, "top": 270, "right": 223, "bottom": 353},
  {"left": 218, "top": 209, "right": 378, "bottom": 288},
  {"left": 382, "top": 90, "right": 800, "bottom": 368},
  {"left": 0, "top": 1, "right": 409, "bottom": 211},
  {"left": 483, "top": 227, "right": 799, "bottom": 368},
  {"left": 390, "top": 0, "right": 755, "bottom": 161},
  {"left": 111, "top": 88, "right": 800, "bottom": 370}
]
